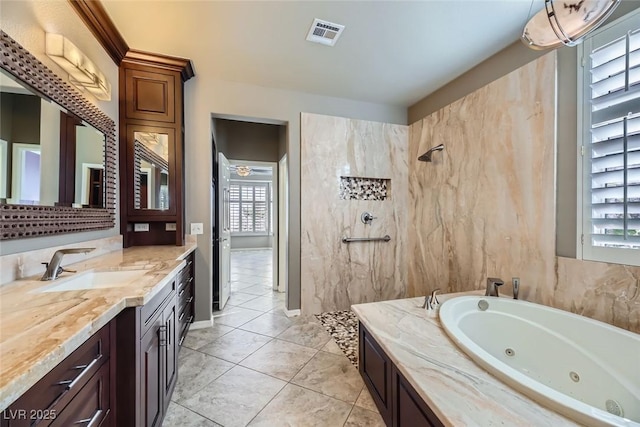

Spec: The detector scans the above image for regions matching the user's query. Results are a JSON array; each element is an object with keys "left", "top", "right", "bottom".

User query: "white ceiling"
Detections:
[{"left": 102, "top": 1, "right": 538, "bottom": 107}]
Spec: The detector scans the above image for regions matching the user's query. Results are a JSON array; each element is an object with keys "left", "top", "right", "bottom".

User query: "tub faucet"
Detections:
[
  {"left": 41, "top": 248, "right": 95, "bottom": 281},
  {"left": 422, "top": 288, "right": 440, "bottom": 310},
  {"left": 485, "top": 277, "right": 504, "bottom": 297}
]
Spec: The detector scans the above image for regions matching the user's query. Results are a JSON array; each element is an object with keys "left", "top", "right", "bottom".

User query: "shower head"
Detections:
[{"left": 418, "top": 144, "right": 444, "bottom": 162}]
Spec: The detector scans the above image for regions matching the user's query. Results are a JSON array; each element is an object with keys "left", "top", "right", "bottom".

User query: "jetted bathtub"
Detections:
[{"left": 439, "top": 296, "right": 640, "bottom": 427}]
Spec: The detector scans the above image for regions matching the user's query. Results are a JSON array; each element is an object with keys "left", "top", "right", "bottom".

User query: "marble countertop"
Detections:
[
  {"left": 352, "top": 293, "right": 579, "bottom": 427},
  {"left": 0, "top": 239, "right": 197, "bottom": 410}
]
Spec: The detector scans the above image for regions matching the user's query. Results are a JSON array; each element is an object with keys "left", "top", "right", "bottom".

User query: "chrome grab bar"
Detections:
[{"left": 341, "top": 235, "right": 391, "bottom": 243}]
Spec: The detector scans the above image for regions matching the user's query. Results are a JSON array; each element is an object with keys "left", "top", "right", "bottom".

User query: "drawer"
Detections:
[
  {"left": 178, "top": 282, "right": 193, "bottom": 309},
  {"left": 141, "top": 279, "right": 176, "bottom": 335},
  {"left": 177, "top": 311, "right": 193, "bottom": 348},
  {"left": 50, "top": 362, "right": 110, "bottom": 427},
  {"left": 2, "top": 324, "right": 110, "bottom": 427}
]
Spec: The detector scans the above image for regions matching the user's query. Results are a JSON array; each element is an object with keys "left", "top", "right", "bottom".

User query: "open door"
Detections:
[{"left": 218, "top": 152, "right": 231, "bottom": 309}]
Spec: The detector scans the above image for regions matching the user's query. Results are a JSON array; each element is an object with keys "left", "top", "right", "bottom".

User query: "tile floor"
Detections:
[{"left": 163, "top": 250, "right": 384, "bottom": 427}]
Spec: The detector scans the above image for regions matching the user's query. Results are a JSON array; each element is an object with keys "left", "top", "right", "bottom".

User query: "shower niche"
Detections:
[{"left": 339, "top": 177, "right": 390, "bottom": 201}]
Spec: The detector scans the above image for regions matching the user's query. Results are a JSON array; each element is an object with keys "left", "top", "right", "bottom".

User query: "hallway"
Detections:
[{"left": 226, "top": 250, "right": 283, "bottom": 313}]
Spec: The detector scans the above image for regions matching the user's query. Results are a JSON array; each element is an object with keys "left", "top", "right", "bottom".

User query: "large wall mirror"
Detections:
[{"left": 0, "top": 31, "right": 116, "bottom": 240}]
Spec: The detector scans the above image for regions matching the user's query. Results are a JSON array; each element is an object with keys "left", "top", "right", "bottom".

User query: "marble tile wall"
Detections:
[
  {"left": 301, "top": 113, "right": 408, "bottom": 314},
  {"left": 0, "top": 235, "right": 123, "bottom": 285},
  {"left": 408, "top": 51, "right": 640, "bottom": 333}
]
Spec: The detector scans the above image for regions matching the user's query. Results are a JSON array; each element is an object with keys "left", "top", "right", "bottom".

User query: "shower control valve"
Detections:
[{"left": 361, "top": 212, "right": 377, "bottom": 225}]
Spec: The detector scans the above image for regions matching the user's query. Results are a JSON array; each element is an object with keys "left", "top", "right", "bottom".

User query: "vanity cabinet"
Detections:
[
  {"left": 1, "top": 323, "right": 113, "bottom": 427},
  {"left": 359, "top": 323, "right": 444, "bottom": 427},
  {"left": 115, "top": 260, "right": 193, "bottom": 427},
  {"left": 119, "top": 51, "right": 194, "bottom": 247}
]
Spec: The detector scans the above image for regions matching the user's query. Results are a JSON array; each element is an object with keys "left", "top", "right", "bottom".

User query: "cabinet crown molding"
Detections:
[{"left": 124, "top": 50, "right": 195, "bottom": 82}]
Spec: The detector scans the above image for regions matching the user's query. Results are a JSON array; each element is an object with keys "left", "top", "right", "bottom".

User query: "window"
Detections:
[
  {"left": 579, "top": 10, "right": 640, "bottom": 266},
  {"left": 229, "top": 181, "right": 271, "bottom": 234}
]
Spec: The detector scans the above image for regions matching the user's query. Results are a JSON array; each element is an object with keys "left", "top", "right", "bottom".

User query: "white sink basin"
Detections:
[{"left": 38, "top": 269, "right": 149, "bottom": 292}]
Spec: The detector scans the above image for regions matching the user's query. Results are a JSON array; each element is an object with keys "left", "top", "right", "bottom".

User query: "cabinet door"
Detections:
[
  {"left": 392, "top": 368, "right": 444, "bottom": 427},
  {"left": 162, "top": 298, "right": 178, "bottom": 411},
  {"left": 124, "top": 68, "right": 176, "bottom": 123},
  {"left": 140, "top": 315, "right": 163, "bottom": 427},
  {"left": 126, "top": 124, "right": 177, "bottom": 217},
  {"left": 359, "top": 324, "right": 392, "bottom": 425}
]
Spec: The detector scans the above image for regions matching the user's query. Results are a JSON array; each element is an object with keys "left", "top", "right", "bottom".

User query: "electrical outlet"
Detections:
[
  {"left": 134, "top": 223, "right": 149, "bottom": 232},
  {"left": 190, "top": 223, "right": 203, "bottom": 235},
  {"left": 165, "top": 223, "right": 177, "bottom": 231}
]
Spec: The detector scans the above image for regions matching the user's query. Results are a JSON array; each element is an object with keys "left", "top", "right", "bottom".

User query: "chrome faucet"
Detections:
[
  {"left": 485, "top": 277, "right": 504, "bottom": 297},
  {"left": 422, "top": 288, "right": 440, "bottom": 310},
  {"left": 41, "top": 248, "right": 95, "bottom": 281}
]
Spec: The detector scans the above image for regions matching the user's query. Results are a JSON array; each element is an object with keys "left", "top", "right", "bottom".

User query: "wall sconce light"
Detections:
[{"left": 45, "top": 33, "right": 111, "bottom": 101}]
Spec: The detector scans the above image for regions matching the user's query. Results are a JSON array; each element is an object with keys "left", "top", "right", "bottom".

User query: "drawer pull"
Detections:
[
  {"left": 188, "top": 315, "right": 194, "bottom": 323},
  {"left": 187, "top": 296, "right": 194, "bottom": 304},
  {"left": 178, "top": 311, "right": 186, "bottom": 322},
  {"left": 55, "top": 352, "right": 102, "bottom": 391},
  {"left": 76, "top": 409, "right": 103, "bottom": 426},
  {"left": 178, "top": 288, "right": 185, "bottom": 298},
  {"left": 178, "top": 334, "right": 186, "bottom": 347}
]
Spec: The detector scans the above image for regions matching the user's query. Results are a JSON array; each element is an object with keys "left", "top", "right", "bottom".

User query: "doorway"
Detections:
[{"left": 211, "top": 117, "right": 288, "bottom": 317}]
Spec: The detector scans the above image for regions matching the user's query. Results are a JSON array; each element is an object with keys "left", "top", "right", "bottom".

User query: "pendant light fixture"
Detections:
[
  {"left": 235, "top": 166, "right": 252, "bottom": 177},
  {"left": 522, "top": 0, "right": 621, "bottom": 50}
]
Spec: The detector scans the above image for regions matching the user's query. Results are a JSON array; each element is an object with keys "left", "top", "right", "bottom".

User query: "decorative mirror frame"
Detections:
[{"left": 0, "top": 31, "right": 116, "bottom": 240}]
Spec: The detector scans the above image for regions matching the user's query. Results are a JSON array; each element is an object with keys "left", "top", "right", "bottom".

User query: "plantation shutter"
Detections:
[
  {"left": 585, "top": 23, "right": 640, "bottom": 255},
  {"left": 228, "top": 181, "right": 270, "bottom": 234}
]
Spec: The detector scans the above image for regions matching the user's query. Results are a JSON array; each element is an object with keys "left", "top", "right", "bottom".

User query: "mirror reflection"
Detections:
[
  {"left": 0, "top": 68, "right": 106, "bottom": 208},
  {"left": 134, "top": 132, "right": 169, "bottom": 210}
]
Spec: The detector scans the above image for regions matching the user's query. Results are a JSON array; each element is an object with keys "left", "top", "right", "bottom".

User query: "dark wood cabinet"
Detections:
[
  {"left": 116, "top": 268, "right": 186, "bottom": 427},
  {"left": 359, "top": 323, "right": 392, "bottom": 425},
  {"left": 1, "top": 323, "right": 113, "bottom": 427},
  {"left": 359, "top": 322, "right": 444, "bottom": 427},
  {"left": 119, "top": 51, "right": 194, "bottom": 247},
  {"left": 392, "top": 368, "right": 444, "bottom": 427}
]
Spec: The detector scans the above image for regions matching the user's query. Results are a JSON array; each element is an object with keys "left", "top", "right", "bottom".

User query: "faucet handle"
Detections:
[
  {"left": 60, "top": 267, "right": 77, "bottom": 274},
  {"left": 426, "top": 288, "right": 441, "bottom": 310}
]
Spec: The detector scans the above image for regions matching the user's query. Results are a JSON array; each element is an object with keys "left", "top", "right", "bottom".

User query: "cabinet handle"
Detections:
[
  {"left": 178, "top": 289, "right": 185, "bottom": 298},
  {"left": 178, "top": 311, "right": 186, "bottom": 322},
  {"left": 187, "top": 296, "right": 194, "bottom": 304},
  {"left": 55, "top": 348, "right": 102, "bottom": 390},
  {"left": 159, "top": 325, "right": 167, "bottom": 347},
  {"left": 178, "top": 334, "right": 186, "bottom": 347},
  {"left": 76, "top": 409, "right": 103, "bottom": 426}
]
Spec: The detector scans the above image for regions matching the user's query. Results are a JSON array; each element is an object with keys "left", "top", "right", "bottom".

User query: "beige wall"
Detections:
[
  {"left": 409, "top": 53, "right": 639, "bottom": 333},
  {"left": 0, "top": 0, "right": 120, "bottom": 255},
  {"left": 185, "top": 79, "right": 407, "bottom": 321},
  {"left": 300, "top": 113, "right": 408, "bottom": 314}
]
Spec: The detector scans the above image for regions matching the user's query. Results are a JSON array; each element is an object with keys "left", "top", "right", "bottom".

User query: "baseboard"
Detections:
[
  {"left": 284, "top": 308, "right": 301, "bottom": 317},
  {"left": 189, "top": 318, "right": 213, "bottom": 330}
]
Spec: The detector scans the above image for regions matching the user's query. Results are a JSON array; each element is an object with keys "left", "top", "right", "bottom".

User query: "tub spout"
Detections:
[{"left": 485, "top": 278, "right": 504, "bottom": 297}]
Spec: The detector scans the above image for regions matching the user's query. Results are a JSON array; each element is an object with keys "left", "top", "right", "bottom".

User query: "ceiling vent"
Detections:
[{"left": 306, "top": 18, "right": 345, "bottom": 47}]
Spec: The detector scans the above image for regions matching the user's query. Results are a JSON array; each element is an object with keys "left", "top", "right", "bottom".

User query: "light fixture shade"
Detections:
[
  {"left": 236, "top": 166, "right": 251, "bottom": 177},
  {"left": 522, "top": 0, "right": 621, "bottom": 50},
  {"left": 45, "top": 33, "right": 111, "bottom": 101}
]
